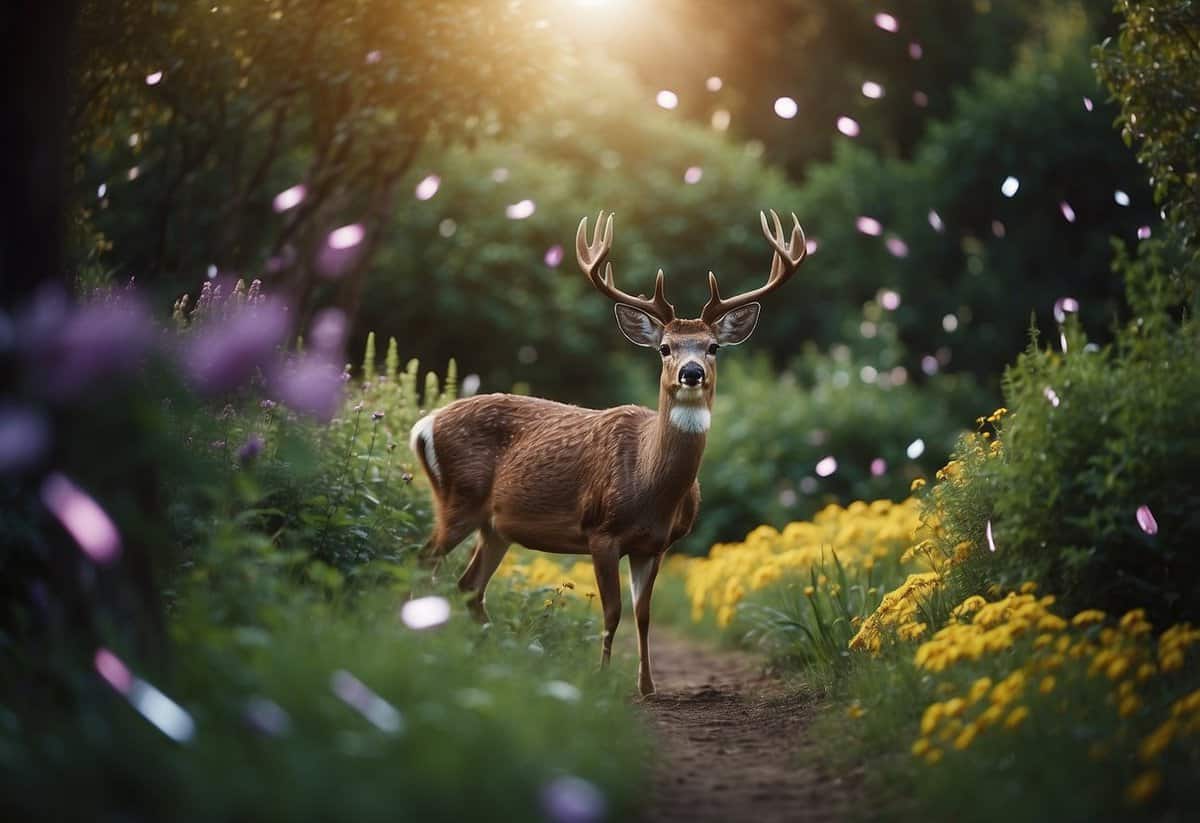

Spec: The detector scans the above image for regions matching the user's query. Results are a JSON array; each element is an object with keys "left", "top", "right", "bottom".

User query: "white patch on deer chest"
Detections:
[{"left": 669, "top": 404, "right": 711, "bottom": 434}]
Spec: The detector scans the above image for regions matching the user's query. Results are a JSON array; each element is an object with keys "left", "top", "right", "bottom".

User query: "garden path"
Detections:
[{"left": 637, "top": 631, "right": 855, "bottom": 822}]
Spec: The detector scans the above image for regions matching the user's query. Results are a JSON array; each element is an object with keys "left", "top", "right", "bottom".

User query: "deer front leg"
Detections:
[
  {"left": 629, "top": 554, "right": 661, "bottom": 697},
  {"left": 590, "top": 542, "right": 622, "bottom": 668}
]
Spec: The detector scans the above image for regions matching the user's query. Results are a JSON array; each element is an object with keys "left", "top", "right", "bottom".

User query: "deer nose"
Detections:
[{"left": 678, "top": 363, "right": 705, "bottom": 387}]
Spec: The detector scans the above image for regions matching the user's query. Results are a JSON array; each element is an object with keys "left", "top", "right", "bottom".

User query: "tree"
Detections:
[{"left": 73, "top": 0, "right": 563, "bottom": 319}]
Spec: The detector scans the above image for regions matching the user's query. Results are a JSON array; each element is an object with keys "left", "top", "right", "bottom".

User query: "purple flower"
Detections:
[
  {"left": 243, "top": 696, "right": 292, "bottom": 737},
  {"left": 21, "top": 289, "right": 155, "bottom": 399},
  {"left": 0, "top": 406, "right": 51, "bottom": 474},
  {"left": 237, "top": 434, "right": 265, "bottom": 463},
  {"left": 309, "top": 308, "right": 347, "bottom": 357},
  {"left": 540, "top": 775, "right": 607, "bottom": 823},
  {"left": 184, "top": 298, "right": 290, "bottom": 394},
  {"left": 274, "top": 355, "right": 344, "bottom": 422},
  {"left": 1136, "top": 505, "right": 1158, "bottom": 536}
]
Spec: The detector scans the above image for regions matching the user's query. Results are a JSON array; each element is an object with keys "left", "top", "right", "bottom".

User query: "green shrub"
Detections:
[{"left": 929, "top": 244, "right": 1200, "bottom": 621}]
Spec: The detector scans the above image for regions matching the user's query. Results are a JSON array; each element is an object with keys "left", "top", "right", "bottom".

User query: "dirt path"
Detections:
[{"left": 637, "top": 630, "right": 854, "bottom": 823}]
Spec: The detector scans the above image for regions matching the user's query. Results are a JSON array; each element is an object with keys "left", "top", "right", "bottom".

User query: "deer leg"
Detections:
[
  {"left": 629, "top": 553, "right": 661, "bottom": 697},
  {"left": 419, "top": 499, "right": 478, "bottom": 576},
  {"left": 458, "top": 527, "right": 509, "bottom": 624},
  {"left": 590, "top": 542, "right": 622, "bottom": 668}
]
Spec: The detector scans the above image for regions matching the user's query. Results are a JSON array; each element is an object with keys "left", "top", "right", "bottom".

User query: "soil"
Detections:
[{"left": 636, "top": 630, "right": 856, "bottom": 823}]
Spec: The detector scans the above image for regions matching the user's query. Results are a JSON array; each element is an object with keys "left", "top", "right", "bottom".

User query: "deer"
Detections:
[{"left": 409, "top": 210, "right": 807, "bottom": 696}]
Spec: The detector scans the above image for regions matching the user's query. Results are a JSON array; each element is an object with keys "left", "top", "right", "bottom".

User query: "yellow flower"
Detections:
[
  {"left": 920, "top": 703, "right": 944, "bottom": 736},
  {"left": 1124, "top": 771, "right": 1162, "bottom": 805},
  {"left": 969, "top": 677, "right": 993, "bottom": 703},
  {"left": 910, "top": 478, "right": 927, "bottom": 492},
  {"left": 847, "top": 703, "right": 866, "bottom": 719},
  {"left": 804, "top": 586, "right": 815, "bottom": 597},
  {"left": 924, "top": 747, "right": 944, "bottom": 765},
  {"left": 911, "top": 738, "right": 931, "bottom": 757},
  {"left": 1039, "top": 676, "right": 1056, "bottom": 695},
  {"left": 1004, "top": 706, "right": 1029, "bottom": 729},
  {"left": 1119, "top": 694, "right": 1142, "bottom": 718},
  {"left": 1019, "top": 581, "right": 1038, "bottom": 594},
  {"left": 1072, "top": 609, "right": 1107, "bottom": 627},
  {"left": 953, "top": 722, "right": 979, "bottom": 750},
  {"left": 1138, "top": 720, "right": 1176, "bottom": 762}
]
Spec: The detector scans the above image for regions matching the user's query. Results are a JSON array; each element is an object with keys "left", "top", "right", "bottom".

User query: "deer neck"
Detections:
[{"left": 639, "top": 386, "right": 710, "bottom": 497}]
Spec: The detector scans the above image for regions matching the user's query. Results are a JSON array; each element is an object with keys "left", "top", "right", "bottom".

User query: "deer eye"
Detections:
[
  {"left": 659, "top": 344, "right": 671, "bottom": 357},
  {"left": 707, "top": 343, "right": 720, "bottom": 355}
]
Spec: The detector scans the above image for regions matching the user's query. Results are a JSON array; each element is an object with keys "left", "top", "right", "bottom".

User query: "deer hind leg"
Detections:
[
  {"left": 590, "top": 540, "right": 622, "bottom": 669},
  {"left": 629, "top": 554, "right": 662, "bottom": 697},
  {"left": 456, "top": 526, "right": 509, "bottom": 624},
  {"left": 419, "top": 496, "right": 480, "bottom": 577}
]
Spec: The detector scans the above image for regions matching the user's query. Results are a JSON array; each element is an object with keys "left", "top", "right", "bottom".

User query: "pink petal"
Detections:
[
  {"left": 986, "top": 520, "right": 997, "bottom": 552},
  {"left": 1136, "top": 505, "right": 1158, "bottom": 536}
]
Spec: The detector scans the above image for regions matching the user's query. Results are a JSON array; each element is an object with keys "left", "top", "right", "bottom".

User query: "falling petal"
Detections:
[
  {"left": 855, "top": 216, "right": 882, "bottom": 236},
  {"left": 505, "top": 199, "right": 536, "bottom": 220},
  {"left": 414, "top": 174, "right": 440, "bottom": 201},
  {"left": 1083, "top": 96, "right": 1094, "bottom": 112},
  {"left": 1060, "top": 331, "right": 1069, "bottom": 353},
  {"left": 874, "top": 12, "right": 899, "bottom": 32},
  {"left": 942, "top": 314, "right": 959, "bottom": 332},
  {"left": 461, "top": 374, "right": 481, "bottom": 396},
  {"left": 774, "top": 96, "right": 798, "bottom": 119},
  {"left": 805, "top": 238, "right": 819, "bottom": 255},
  {"left": 870, "top": 458, "right": 887, "bottom": 476},
  {"left": 145, "top": 71, "right": 163, "bottom": 86},
  {"left": 815, "top": 456, "right": 838, "bottom": 477},
  {"left": 1114, "top": 190, "right": 1130, "bottom": 207},
  {"left": 401, "top": 595, "right": 451, "bottom": 629},
  {"left": 1137, "top": 225, "right": 1152, "bottom": 240},
  {"left": 705, "top": 76, "right": 722, "bottom": 92},
  {"left": 544, "top": 245, "right": 564, "bottom": 267},
  {"left": 134, "top": 683, "right": 195, "bottom": 742},
  {"left": 1135, "top": 505, "right": 1158, "bottom": 536},
  {"left": 1001, "top": 176, "right": 1020, "bottom": 198},
  {"left": 683, "top": 166, "right": 703, "bottom": 184},
  {"left": 365, "top": 50, "right": 382, "bottom": 64},
  {"left": 912, "top": 90, "right": 929, "bottom": 108},
  {"left": 97, "top": 183, "right": 107, "bottom": 198},
  {"left": 927, "top": 209, "right": 944, "bottom": 232},
  {"left": 95, "top": 648, "right": 133, "bottom": 695},
  {"left": 41, "top": 474, "right": 121, "bottom": 564},
  {"left": 908, "top": 41, "right": 923, "bottom": 59},
  {"left": 921, "top": 355, "right": 938, "bottom": 375},
  {"left": 655, "top": 90, "right": 678, "bottom": 110},
  {"left": 1059, "top": 201, "right": 1076, "bottom": 223},
  {"left": 1043, "top": 386, "right": 1061, "bottom": 407},
  {"left": 243, "top": 697, "right": 292, "bottom": 737},
  {"left": 540, "top": 775, "right": 607, "bottom": 823},
  {"left": 986, "top": 520, "right": 997, "bottom": 552},
  {"left": 879, "top": 289, "right": 901, "bottom": 310},
  {"left": 331, "top": 670, "right": 404, "bottom": 733},
  {"left": 884, "top": 235, "right": 909, "bottom": 258},
  {"left": 991, "top": 220, "right": 1006, "bottom": 238},
  {"left": 328, "top": 224, "right": 365, "bottom": 250},
  {"left": 491, "top": 167, "right": 510, "bottom": 183},
  {"left": 906, "top": 438, "right": 925, "bottom": 459},
  {"left": 836, "top": 116, "right": 861, "bottom": 137},
  {"left": 1053, "top": 297, "right": 1080, "bottom": 323},
  {"left": 272, "top": 184, "right": 306, "bottom": 213},
  {"left": 539, "top": 680, "right": 582, "bottom": 703},
  {"left": 710, "top": 109, "right": 731, "bottom": 131},
  {"left": 861, "top": 81, "right": 884, "bottom": 99}
]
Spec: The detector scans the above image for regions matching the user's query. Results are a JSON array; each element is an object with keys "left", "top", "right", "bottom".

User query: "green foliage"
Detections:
[
  {"left": 684, "top": 351, "right": 974, "bottom": 553},
  {"left": 1097, "top": 0, "right": 1200, "bottom": 270},
  {"left": 0, "top": 578, "right": 644, "bottom": 822},
  {"left": 360, "top": 59, "right": 798, "bottom": 405},
  {"left": 788, "top": 9, "right": 1153, "bottom": 386},
  {"left": 930, "top": 290, "right": 1200, "bottom": 621}
]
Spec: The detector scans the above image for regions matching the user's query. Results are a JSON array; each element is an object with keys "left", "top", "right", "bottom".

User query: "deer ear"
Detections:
[
  {"left": 614, "top": 304, "right": 665, "bottom": 347},
  {"left": 712, "top": 302, "right": 760, "bottom": 345}
]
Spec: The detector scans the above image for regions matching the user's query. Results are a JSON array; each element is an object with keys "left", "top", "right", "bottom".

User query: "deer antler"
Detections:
[
  {"left": 576, "top": 211, "right": 675, "bottom": 325},
  {"left": 700, "top": 209, "right": 807, "bottom": 324}
]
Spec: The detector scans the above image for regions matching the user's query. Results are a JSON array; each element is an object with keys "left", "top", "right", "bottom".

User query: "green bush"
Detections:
[
  {"left": 678, "top": 350, "right": 976, "bottom": 553},
  {"left": 928, "top": 242, "right": 1200, "bottom": 621}
]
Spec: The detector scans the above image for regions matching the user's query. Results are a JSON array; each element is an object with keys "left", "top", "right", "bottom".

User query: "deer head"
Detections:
[{"left": 575, "top": 210, "right": 807, "bottom": 416}]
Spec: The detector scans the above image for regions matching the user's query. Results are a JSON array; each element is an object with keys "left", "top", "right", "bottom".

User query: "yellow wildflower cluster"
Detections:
[
  {"left": 669, "top": 498, "right": 925, "bottom": 628},
  {"left": 847, "top": 572, "right": 943, "bottom": 651},
  {"left": 495, "top": 551, "right": 600, "bottom": 605},
  {"left": 908, "top": 589, "right": 1200, "bottom": 806}
]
